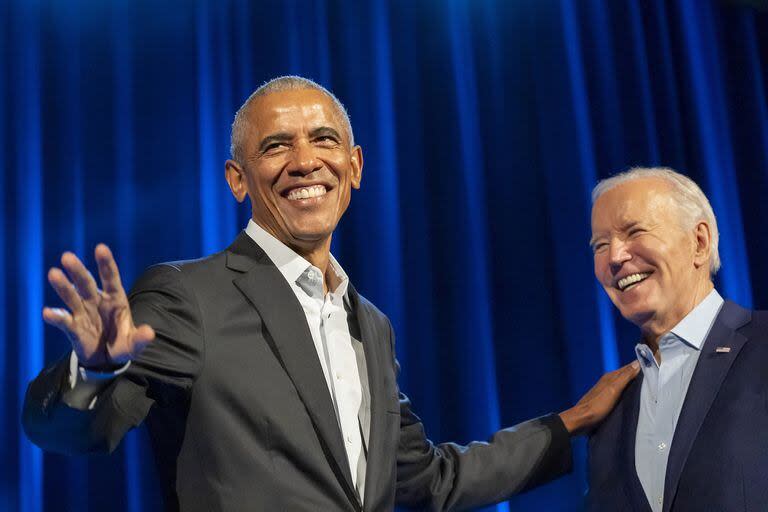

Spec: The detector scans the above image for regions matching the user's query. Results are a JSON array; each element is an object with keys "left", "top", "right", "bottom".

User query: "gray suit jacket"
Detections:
[{"left": 23, "top": 232, "right": 572, "bottom": 511}]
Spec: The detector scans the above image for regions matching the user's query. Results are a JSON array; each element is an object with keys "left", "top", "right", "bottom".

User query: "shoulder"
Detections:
[
  {"left": 129, "top": 250, "right": 229, "bottom": 296},
  {"left": 356, "top": 293, "right": 388, "bottom": 321},
  {"left": 749, "top": 309, "right": 768, "bottom": 326},
  {"left": 354, "top": 291, "right": 393, "bottom": 333},
  {"left": 741, "top": 308, "right": 768, "bottom": 344}
]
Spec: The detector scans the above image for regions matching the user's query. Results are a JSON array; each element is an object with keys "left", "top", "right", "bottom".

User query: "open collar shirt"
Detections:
[
  {"left": 245, "top": 220, "right": 368, "bottom": 502},
  {"left": 634, "top": 289, "right": 723, "bottom": 512}
]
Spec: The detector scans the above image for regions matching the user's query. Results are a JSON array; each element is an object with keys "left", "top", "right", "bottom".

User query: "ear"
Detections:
[
  {"left": 692, "top": 220, "right": 711, "bottom": 269},
  {"left": 350, "top": 146, "right": 363, "bottom": 190},
  {"left": 225, "top": 160, "right": 247, "bottom": 203}
]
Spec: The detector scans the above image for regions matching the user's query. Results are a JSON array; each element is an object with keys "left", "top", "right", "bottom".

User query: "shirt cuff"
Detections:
[{"left": 64, "top": 351, "right": 131, "bottom": 410}]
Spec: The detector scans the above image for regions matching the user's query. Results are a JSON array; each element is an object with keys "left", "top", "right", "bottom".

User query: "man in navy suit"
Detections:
[{"left": 586, "top": 166, "right": 768, "bottom": 512}]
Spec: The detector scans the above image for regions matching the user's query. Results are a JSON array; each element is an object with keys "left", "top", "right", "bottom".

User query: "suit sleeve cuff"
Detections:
[
  {"left": 64, "top": 351, "right": 130, "bottom": 410},
  {"left": 533, "top": 413, "right": 573, "bottom": 483}
]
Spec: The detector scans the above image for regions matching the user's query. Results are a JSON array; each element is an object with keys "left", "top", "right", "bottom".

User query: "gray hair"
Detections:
[
  {"left": 591, "top": 166, "right": 721, "bottom": 275},
  {"left": 230, "top": 76, "right": 354, "bottom": 164}
]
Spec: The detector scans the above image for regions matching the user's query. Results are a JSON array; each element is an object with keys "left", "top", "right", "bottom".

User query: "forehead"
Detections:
[
  {"left": 247, "top": 89, "right": 344, "bottom": 134},
  {"left": 591, "top": 178, "right": 676, "bottom": 230}
]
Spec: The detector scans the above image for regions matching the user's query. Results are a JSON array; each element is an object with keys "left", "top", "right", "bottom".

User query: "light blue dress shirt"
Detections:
[{"left": 634, "top": 289, "right": 724, "bottom": 512}]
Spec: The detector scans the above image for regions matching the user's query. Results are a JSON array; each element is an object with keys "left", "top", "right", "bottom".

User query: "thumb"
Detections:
[{"left": 133, "top": 324, "right": 156, "bottom": 347}]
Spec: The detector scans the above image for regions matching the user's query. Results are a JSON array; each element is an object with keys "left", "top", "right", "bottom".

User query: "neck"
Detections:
[{"left": 640, "top": 278, "right": 714, "bottom": 354}]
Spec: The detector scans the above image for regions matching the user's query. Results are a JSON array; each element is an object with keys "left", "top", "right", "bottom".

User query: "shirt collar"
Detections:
[
  {"left": 634, "top": 289, "right": 724, "bottom": 367},
  {"left": 244, "top": 219, "right": 349, "bottom": 297},
  {"left": 669, "top": 288, "right": 724, "bottom": 350}
]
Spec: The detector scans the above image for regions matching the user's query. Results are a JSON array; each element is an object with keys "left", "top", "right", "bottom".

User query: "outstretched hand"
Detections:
[
  {"left": 42, "top": 244, "right": 155, "bottom": 370},
  {"left": 559, "top": 360, "right": 640, "bottom": 436}
]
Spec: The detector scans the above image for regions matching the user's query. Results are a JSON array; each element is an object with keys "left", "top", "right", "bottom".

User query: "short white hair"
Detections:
[
  {"left": 591, "top": 166, "right": 721, "bottom": 276},
  {"left": 230, "top": 75, "right": 354, "bottom": 164}
]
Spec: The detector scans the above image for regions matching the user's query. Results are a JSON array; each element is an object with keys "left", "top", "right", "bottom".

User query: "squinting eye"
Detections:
[
  {"left": 264, "top": 143, "right": 286, "bottom": 152},
  {"left": 628, "top": 228, "right": 645, "bottom": 236},
  {"left": 592, "top": 243, "right": 608, "bottom": 253}
]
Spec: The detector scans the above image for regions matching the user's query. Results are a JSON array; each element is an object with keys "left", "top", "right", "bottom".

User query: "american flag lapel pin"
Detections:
[{"left": 715, "top": 346, "right": 731, "bottom": 353}]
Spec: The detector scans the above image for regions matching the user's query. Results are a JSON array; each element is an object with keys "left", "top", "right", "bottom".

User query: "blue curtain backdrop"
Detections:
[{"left": 2, "top": 0, "right": 767, "bottom": 510}]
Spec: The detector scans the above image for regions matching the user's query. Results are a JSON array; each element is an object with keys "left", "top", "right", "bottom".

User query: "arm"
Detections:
[
  {"left": 395, "top": 393, "right": 572, "bottom": 511},
  {"left": 390, "top": 319, "right": 639, "bottom": 511},
  {"left": 22, "top": 256, "right": 203, "bottom": 454}
]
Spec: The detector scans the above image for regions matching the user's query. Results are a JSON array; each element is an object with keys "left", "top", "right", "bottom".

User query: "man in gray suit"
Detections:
[{"left": 24, "top": 76, "right": 638, "bottom": 511}]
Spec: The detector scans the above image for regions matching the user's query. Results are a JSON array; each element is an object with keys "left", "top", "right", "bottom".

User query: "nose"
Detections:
[
  {"left": 288, "top": 140, "right": 322, "bottom": 176},
  {"left": 608, "top": 239, "right": 631, "bottom": 274}
]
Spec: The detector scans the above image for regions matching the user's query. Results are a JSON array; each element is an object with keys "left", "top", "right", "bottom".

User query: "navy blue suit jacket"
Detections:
[{"left": 587, "top": 301, "right": 768, "bottom": 512}]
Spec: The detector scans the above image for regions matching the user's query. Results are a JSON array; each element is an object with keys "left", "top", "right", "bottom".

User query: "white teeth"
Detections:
[
  {"left": 286, "top": 185, "right": 327, "bottom": 201},
  {"left": 618, "top": 272, "right": 651, "bottom": 291}
]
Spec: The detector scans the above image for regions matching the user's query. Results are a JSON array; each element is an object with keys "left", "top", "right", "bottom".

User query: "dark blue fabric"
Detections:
[
  {"left": 2, "top": 1, "right": 767, "bottom": 511},
  {"left": 587, "top": 301, "right": 768, "bottom": 511}
]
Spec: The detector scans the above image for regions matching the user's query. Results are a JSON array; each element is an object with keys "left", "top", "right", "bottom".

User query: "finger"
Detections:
[
  {"left": 132, "top": 324, "right": 156, "bottom": 348},
  {"left": 621, "top": 360, "right": 641, "bottom": 376},
  {"left": 612, "top": 361, "right": 641, "bottom": 387},
  {"left": 47, "top": 267, "right": 86, "bottom": 315},
  {"left": 61, "top": 252, "right": 100, "bottom": 300},
  {"left": 134, "top": 324, "right": 155, "bottom": 343},
  {"left": 42, "top": 306, "right": 75, "bottom": 333},
  {"left": 94, "top": 244, "right": 125, "bottom": 296}
]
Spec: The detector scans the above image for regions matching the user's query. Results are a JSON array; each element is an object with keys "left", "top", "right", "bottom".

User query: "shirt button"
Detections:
[
  {"left": 657, "top": 496, "right": 663, "bottom": 505},
  {"left": 658, "top": 442, "right": 667, "bottom": 451},
  {"left": 336, "top": 372, "right": 342, "bottom": 381},
  {"left": 346, "top": 436, "right": 352, "bottom": 444}
]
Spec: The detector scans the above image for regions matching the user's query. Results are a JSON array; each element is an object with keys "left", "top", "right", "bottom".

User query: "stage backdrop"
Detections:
[{"left": 2, "top": 0, "right": 767, "bottom": 511}]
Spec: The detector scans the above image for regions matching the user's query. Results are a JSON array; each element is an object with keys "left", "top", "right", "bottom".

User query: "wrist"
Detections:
[{"left": 558, "top": 405, "right": 588, "bottom": 436}]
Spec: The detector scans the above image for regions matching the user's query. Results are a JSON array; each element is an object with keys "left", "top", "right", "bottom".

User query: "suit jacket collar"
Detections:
[
  {"left": 345, "top": 282, "right": 390, "bottom": 511},
  {"left": 226, "top": 231, "right": 388, "bottom": 511},
  {"left": 662, "top": 301, "right": 751, "bottom": 512}
]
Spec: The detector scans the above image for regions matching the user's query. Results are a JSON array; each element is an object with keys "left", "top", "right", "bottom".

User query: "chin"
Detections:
[
  {"left": 623, "top": 306, "right": 657, "bottom": 328},
  {"left": 289, "top": 227, "right": 334, "bottom": 243}
]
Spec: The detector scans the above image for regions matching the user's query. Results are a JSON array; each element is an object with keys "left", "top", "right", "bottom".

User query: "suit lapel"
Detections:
[
  {"left": 347, "top": 284, "right": 387, "bottom": 510},
  {"left": 226, "top": 233, "right": 359, "bottom": 507},
  {"left": 621, "top": 373, "right": 654, "bottom": 512},
  {"left": 662, "top": 301, "right": 750, "bottom": 512}
]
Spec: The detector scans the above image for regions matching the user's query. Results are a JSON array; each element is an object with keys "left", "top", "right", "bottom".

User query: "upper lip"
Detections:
[
  {"left": 279, "top": 181, "right": 335, "bottom": 197},
  {"left": 612, "top": 270, "right": 653, "bottom": 290}
]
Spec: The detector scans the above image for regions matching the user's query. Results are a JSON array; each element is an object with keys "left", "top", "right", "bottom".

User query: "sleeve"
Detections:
[
  {"left": 63, "top": 351, "right": 131, "bottom": 411},
  {"left": 391, "top": 324, "right": 573, "bottom": 511},
  {"left": 22, "top": 263, "right": 205, "bottom": 455}
]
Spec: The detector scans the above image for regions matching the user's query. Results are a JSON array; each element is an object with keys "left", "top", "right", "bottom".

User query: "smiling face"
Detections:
[
  {"left": 225, "top": 88, "right": 362, "bottom": 253},
  {"left": 591, "top": 178, "right": 713, "bottom": 338}
]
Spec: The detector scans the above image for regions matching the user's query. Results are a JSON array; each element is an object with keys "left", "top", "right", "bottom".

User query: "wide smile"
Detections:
[
  {"left": 616, "top": 272, "right": 653, "bottom": 292},
  {"left": 281, "top": 184, "right": 331, "bottom": 204}
]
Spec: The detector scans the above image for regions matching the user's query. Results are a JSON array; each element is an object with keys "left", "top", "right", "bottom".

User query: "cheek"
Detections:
[{"left": 593, "top": 255, "right": 608, "bottom": 282}]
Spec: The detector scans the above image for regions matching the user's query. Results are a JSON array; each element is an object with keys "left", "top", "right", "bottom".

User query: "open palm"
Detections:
[{"left": 42, "top": 244, "right": 154, "bottom": 369}]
